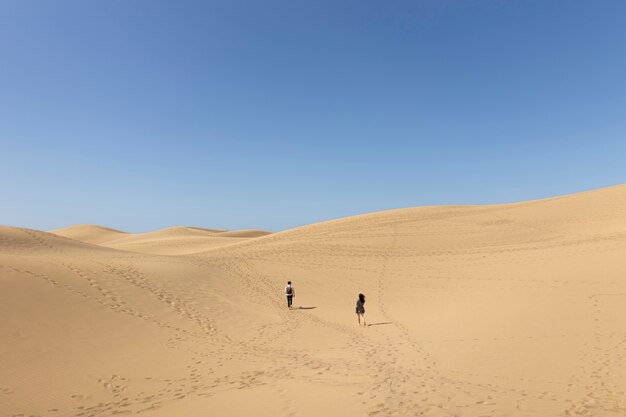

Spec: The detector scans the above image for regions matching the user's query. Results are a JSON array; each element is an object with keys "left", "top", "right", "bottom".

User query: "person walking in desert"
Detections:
[
  {"left": 285, "top": 281, "right": 295, "bottom": 309},
  {"left": 356, "top": 293, "right": 366, "bottom": 326}
]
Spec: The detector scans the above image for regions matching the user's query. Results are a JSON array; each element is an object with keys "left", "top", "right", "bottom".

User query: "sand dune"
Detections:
[
  {"left": 49, "top": 225, "right": 272, "bottom": 255},
  {"left": 3, "top": 184, "right": 626, "bottom": 416},
  {"left": 50, "top": 224, "right": 129, "bottom": 245},
  {"left": 104, "top": 235, "right": 251, "bottom": 256},
  {"left": 212, "top": 229, "right": 273, "bottom": 238}
]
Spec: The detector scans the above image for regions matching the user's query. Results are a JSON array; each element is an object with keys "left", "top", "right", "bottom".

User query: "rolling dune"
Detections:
[
  {"left": 50, "top": 226, "right": 272, "bottom": 255},
  {"left": 3, "top": 184, "right": 626, "bottom": 416},
  {"left": 49, "top": 224, "right": 129, "bottom": 245}
]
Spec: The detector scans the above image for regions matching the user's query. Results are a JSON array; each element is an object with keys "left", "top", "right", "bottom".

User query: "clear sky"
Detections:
[{"left": 1, "top": 0, "right": 625, "bottom": 232}]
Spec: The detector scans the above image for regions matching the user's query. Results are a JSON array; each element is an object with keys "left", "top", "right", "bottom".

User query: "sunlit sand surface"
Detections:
[{"left": 3, "top": 185, "right": 626, "bottom": 416}]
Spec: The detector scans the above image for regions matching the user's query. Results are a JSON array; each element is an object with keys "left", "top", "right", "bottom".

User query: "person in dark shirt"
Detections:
[
  {"left": 285, "top": 281, "right": 295, "bottom": 309},
  {"left": 356, "top": 293, "right": 366, "bottom": 326}
]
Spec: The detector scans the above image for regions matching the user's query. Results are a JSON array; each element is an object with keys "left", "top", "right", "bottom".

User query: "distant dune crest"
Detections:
[
  {"left": 49, "top": 224, "right": 129, "bottom": 245},
  {"left": 48, "top": 224, "right": 272, "bottom": 255}
]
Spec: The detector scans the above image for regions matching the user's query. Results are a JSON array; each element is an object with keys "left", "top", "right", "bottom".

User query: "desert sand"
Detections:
[
  {"left": 49, "top": 225, "right": 272, "bottom": 255},
  {"left": 2, "top": 184, "right": 626, "bottom": 417}
]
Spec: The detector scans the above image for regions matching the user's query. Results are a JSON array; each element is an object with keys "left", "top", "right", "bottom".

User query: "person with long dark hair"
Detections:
[{"left": 356, "top": 293, "right": 366, "bottom": 326}]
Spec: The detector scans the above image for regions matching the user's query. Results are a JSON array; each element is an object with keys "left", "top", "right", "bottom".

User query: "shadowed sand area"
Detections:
[{"left": 2, "top": 184, "right": 626, "bottom": 416}]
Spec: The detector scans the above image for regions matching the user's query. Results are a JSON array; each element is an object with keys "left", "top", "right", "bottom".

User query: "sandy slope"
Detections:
[
  {"left": 50, "top": 225, "right": 272, "bottom": 255},
  {"left": 49, "top": 224, "right": 129, "bottom": 245},
  {"left": 3, "top": 184, "right": 626, "bottom": 417}
]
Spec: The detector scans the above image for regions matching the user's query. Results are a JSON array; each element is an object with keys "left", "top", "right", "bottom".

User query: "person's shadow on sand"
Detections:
[
  {"left": 367, "top": 322, "right": 392, "bottom": 326},
  {"left": 297, "top": 306, "right": 317, "bottom": 310}
]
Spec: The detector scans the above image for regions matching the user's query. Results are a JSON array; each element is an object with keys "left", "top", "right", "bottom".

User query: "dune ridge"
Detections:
[
  {"left": 3, "top": 184, "right": 626, "bottom": 417},
  {"left": 49, "top": 225, "right": 273, "bottom": 255},
  {"left": 50, "top": 224, "right": 129, "bottom": 245}
]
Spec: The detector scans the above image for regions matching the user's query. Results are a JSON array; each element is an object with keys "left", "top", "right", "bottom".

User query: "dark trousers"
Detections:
[{"left": 287, "top": 295, "right": 293, "bottom": 307}]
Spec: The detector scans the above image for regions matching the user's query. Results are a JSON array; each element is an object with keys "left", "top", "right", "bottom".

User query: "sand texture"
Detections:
[
  {"left": 50, "top": 225, "right": 272, "bottom": 255},
  {"left": 2, "top": 184, "right": 626, "bottom": 416}
]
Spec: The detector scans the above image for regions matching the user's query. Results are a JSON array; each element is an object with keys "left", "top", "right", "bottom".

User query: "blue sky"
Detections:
[{"left": 1, "top": 0, "right": 625, "bottom": 232}]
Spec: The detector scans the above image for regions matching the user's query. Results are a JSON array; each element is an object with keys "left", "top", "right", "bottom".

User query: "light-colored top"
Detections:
[{"left": 285, "top": 285, "right": 295, "bottom": 297}]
